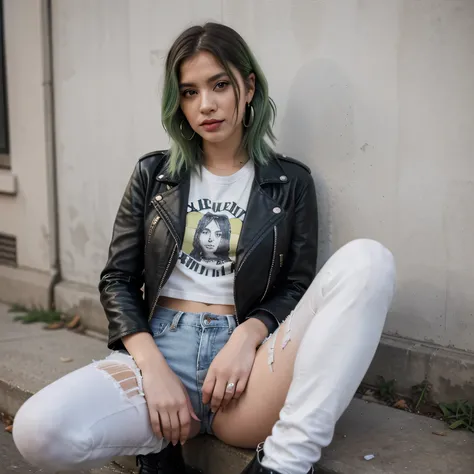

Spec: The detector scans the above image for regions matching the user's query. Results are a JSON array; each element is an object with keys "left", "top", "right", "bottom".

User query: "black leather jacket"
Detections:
[{"left": 99, "top": 151, "right": 318, "bottom": 350}]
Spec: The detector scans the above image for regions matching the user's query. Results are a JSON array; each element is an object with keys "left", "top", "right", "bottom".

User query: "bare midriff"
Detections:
[{"left": 157, "top": 296, "right": 236, "bottom": 316}]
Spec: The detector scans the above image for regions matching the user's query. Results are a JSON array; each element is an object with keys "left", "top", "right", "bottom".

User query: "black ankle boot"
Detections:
[
  {"left": 136, "top": 442, "right": 202, "bottom": 474},
  {"left": 241, "top": 445, "right": 314, "bottom": 474}
]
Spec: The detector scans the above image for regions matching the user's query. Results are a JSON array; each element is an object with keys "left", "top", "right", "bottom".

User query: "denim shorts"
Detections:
[{"left": 149, "top": 305, "right": 237, "bottom": 435}]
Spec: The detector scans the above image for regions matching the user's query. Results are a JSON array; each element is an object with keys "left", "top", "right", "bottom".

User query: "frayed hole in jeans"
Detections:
[
  {"left": 281, "top": 312, "right": 293, "bottom": 350},
  {"left": 95, "top": 361, "right": 145, "bottom": 399},
  {"left": 265, "top": 312, "right": 294, "bottom": 372}
]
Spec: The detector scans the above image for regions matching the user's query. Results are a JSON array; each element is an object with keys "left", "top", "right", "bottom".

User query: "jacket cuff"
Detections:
[
  {"left": 247, "top": 311, "right": 279, "bottom": 335},
  {"left": 107, "top": 327, "right": 152, "bottom": 351}
]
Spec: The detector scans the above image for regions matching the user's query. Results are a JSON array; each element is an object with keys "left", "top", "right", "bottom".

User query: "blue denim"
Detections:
[{"left": 149, "top": 305, "right": 237, "bottom": 435}]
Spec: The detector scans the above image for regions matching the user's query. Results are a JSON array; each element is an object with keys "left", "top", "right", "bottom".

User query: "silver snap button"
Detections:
[
  {"left": 273, "top": 207, "right": 281, "bottom": 214},
  {"left": 155, "top": 195, "right": 163, "bottom": 202},
  {"left": 280, "top": 175, "right": 287, "bottom": 182},
  {"left": 158, "top": 174, "right": 165, "bottom": 179}
]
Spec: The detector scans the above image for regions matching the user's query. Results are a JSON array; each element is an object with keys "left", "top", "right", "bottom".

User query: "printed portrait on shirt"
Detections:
[
  {"left": 179, "top": 200, "right": 245, "bottom": 278},
  {"left": 190, "top": 213, "right": 232, "bottom": 265}
]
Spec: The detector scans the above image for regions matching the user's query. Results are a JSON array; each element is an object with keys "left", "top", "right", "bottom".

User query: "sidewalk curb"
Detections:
[{"left": 0, "top": 379, "right": 31, "bottom": 421}]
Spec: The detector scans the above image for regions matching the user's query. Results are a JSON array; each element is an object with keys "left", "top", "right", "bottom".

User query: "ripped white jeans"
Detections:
[
  {"left": 12, "top": 239, "right": 395, "bottom": 474},
  {"left": 261, "top": 238, "right": 395, "bottom": 474}
]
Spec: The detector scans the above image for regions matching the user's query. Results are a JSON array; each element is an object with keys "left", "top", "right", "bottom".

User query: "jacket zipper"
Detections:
[
  {"left": 233, "top": 244, "right": 257, "bottom": 324},
  {"left": 233, "top": 272, "right": 240, "bottom": 325},
  {"left": 145, "top": 215, "right": 160, "bottom": 255},
  {"left": 260, "top": 226, "right": 277, "bottom": 303},
  {"left": 149, "top": 244, "right": 177, "bottom": 319},
  {"left": 234, "top": 223, "right": 279, "bottom": 322},
  {"left": 148, "top": 200, "right": 180, "bottom": 319}
]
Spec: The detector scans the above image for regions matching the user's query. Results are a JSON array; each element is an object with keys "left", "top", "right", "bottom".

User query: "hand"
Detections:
[
  {"left": 141, "top": 363, "right": 200, "bottom": 445},
  {"left": 202, "top": 318, "right": 267, "bottom": 413}
]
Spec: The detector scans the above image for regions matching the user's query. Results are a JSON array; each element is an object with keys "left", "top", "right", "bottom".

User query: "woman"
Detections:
[
  {"left": 190, "top": 213, "right": 233, "bottom": 265},
  {"left": 12, "top": 22, "right": 395, "bottom": 474}
]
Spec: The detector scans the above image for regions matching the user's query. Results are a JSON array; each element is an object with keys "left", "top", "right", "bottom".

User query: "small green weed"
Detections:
[
  {"left": 375, "top": 375, "right": 397, "bottom": 403},
  {"left": 9, "top": 304, "right": 62, "bottom": 324},
  {"left": 439, "top": 400, "right": 474, "bottom": 432},
  {"left": 412, "top": 379, "right": 432, "bottom": 411}
]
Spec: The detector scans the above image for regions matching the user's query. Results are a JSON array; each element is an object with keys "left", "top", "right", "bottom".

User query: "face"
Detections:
[
  {"left": 199, "top": 219, "right": 222, "bottom": 257},
  {"left": 179, "top": 51, "right": 255, "bottom": 145}
]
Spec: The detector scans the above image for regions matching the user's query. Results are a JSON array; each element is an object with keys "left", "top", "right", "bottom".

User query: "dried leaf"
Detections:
[
  {"left": 44, "top": 321, "right": 64, "bottom": 330},
  {"left": 60, "top": 357, "right": 73, "bottom": 363},
  {"left": 5, "top": 425, "right": 13, "bottom": 433},
  {"left": 432, "top": 431, "right": 447, "bottom": 436},
  {"left": 394, "top": 399, "right": 409, "bottom": 410},
  {"left": 66, "top": 315, "right": 81, "bottom": 329}
]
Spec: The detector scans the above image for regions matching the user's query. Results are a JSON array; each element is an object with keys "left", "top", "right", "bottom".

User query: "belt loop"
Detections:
[
  {"left": 226, "top": 315, "right": 235, "bottom": 334},
  {"left": 170, "top": 311, "right": 184, "bottom": 332}
]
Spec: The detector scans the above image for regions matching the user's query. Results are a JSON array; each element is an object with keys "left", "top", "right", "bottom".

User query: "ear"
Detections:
[{"left": 246, "top": 73, "right": 256, "bottom": 102}]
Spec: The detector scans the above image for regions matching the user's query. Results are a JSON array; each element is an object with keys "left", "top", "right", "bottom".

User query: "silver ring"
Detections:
[{"left": 226, "top": 382, "right": 236, "bottom": 392}]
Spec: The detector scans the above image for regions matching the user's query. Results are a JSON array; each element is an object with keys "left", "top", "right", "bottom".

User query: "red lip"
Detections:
[
  {"left": 201, "top": 120, "right": 224, "bottom": 133},
  {"left": 200, "top": 119, "right": 223, "bottom": 125}
]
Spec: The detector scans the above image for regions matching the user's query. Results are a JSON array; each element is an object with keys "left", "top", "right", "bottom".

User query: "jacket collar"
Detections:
[
  {"left": 155, "top": 153, "right": 289, "bottom": 186},
  {"left": 255, "top": 154, "right": 289, "bottom": 185}
]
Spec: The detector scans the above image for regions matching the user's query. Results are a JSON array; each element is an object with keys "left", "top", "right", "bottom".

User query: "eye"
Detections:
[
  {"left": 215, "top": 231, "right": 222, "bottom": 238},
  {"left": 215, "top": 81, "right": 229, "bottom": 91},
  {"left": 182, "top": 89, "right": 197, "bottom": 98},
  {"left": 202, "top": 229, "right": 210, "bottom": 235}
]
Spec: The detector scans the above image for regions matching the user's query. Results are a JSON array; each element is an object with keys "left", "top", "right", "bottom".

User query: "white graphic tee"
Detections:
[{"left": 160, "top": 160, "right": 255, "bottom": 305}]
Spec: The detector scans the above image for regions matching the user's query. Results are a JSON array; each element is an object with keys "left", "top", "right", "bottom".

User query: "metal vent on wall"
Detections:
[{"left": 0, "top": 232, "right": 17, "bottom": 267}]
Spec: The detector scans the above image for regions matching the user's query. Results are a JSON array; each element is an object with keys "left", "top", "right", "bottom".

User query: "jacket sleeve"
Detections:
[
  {"left": 247, "top": 172, "right": 318, "bottom": 334},
  {"left": 98, "top": 161, "right": 151, "bottom": 350}
]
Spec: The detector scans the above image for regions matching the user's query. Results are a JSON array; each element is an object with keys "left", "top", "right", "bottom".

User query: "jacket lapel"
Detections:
[
  {"left": 235, "top": 157, "right": 288, "bottom": 271},
  {"left": 152, "top": 168, "right": 190, "bottom": 247}
]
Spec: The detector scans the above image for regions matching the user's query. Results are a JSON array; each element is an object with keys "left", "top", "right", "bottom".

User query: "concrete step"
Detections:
[{"left": 1, "top": 302, "right": 473, "bottom": 474}]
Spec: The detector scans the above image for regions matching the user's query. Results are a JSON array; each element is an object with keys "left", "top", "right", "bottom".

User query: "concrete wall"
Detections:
[
  {"left": 51, "top": 0, "right": 474, "bottom": 352},
  {"left": 0, "top": 0, "right": 52, "bottom": 271},
  {"left": 0, "top": 0, "right": 53, "bottom": 306}
]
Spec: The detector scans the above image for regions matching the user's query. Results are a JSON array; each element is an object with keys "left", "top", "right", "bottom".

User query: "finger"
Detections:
[
  {"left": 233, "top": 377, "right": 248, "bottom": 400},
  {"left": 211, "top": 378, "right": 226, "bottom": 413},
  {"left": 202, "top": 374, "right": 216, "bottom": 405},
  {"left": 148, "top": 408, "right": 163, "bottom": 439},
  {"left": 186, "top": 396, "right": 201, "bottom": 422},
  {"left": 169, "top": 411, "right": 181, "bottom": 446},
  {"left": 221, "top": 380, "right": 237, "bottom": 409},
  {"left": 178, "top": 407, "right": 191, "bottom": 445},
  {"left": 159, "top": 411, "right": 172, "bottom": 444}
]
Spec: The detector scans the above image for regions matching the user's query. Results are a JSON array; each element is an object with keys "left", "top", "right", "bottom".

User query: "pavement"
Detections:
[{"left": 0, "top": 302, "right": 473, "bottom": 474}]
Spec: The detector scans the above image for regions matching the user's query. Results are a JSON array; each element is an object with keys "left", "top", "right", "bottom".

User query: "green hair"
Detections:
[{"left": 161, "top": 22, "right": 277, "bottom": 177}]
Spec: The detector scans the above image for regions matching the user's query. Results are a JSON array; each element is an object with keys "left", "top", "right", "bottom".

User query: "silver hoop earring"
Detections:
[
  {"left": 180, "top": 120, "right": 195, "bottom": 140},
  {"left": 243, "top": 102, "right": 255, "bottom": 128}
]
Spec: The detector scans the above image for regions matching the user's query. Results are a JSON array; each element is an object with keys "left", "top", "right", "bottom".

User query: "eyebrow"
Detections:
[{"left": 179, "top": 72, "right": 229, "bottom": 89}]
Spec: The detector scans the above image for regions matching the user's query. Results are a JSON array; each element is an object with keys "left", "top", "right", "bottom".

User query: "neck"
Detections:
[{"left": 202, "top": 126, "right": 248, "bottom": 175}]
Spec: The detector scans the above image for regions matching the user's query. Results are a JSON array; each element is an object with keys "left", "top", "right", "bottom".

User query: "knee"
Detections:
[
  {"left": 13, "top": 394, "right": 91, "bottom": 471},
  {"left": 343, "top": 238, "right": 396, "bottom": 282}
]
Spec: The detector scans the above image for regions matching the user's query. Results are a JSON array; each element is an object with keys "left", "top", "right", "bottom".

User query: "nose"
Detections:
[{"left": 200, "top": 91, "right": 216, "bottom": 115}]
